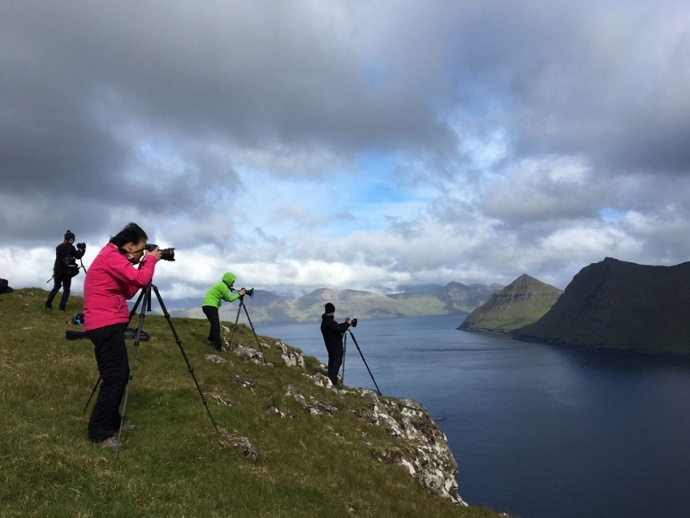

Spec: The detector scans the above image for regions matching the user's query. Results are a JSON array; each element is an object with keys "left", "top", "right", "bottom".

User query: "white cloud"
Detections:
[{"left": 2, "top": 1, "right": 690, "bottom": 300}]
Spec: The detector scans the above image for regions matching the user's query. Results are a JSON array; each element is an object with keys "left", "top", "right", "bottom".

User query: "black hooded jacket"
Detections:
[{"left": 320, "top": 313, "right": 350, "bottom": 352}]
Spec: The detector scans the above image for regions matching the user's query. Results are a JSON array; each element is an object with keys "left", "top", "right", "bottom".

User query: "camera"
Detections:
[
  {"left": 145, "top": 244, "right": 176, "bottom": 261},
  {"left": 349, "top": 318, "right": 358, "bottom": 327},
  {"left": 231, "top": 286, "right": 254, "bottom": 297},
  {"left": 76, "top": 242, "right": 86, "bottom": 250}
]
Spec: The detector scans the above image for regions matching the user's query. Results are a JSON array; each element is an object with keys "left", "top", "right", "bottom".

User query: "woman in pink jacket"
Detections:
[{"left": 83, "top": 222, "right": 161, "bottom": 449}]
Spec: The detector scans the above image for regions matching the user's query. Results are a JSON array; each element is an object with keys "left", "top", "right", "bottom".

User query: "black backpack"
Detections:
[
  {"left": 0, "top": 278, "right": 12, "bottom": 294},
  {"left": 62, "top": 256, "right": 80, "bottom": 278}
]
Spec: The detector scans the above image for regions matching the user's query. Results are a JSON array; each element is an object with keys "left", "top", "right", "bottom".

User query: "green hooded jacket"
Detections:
[{"left": 202, "top": 272, "right": 241, "bottom": 308}]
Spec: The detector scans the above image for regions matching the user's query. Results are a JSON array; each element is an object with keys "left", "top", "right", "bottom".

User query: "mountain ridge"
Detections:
[{"left": 173, "top": 282, "right": 505, "bottom": 323}]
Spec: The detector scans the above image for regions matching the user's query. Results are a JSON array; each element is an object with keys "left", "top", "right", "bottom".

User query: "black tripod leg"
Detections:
[
  {"left": 82, "top": 376, "right": 101, "bottom": 414},
  {"left": 151, "top": 284, "right": 218, "bottom": 432},
  {"left": 341, "top": 334, "right": 347, "bottom": 386},
  {"left": 227, "top": 302, "right": 243, "bottom": 351},
  {"left": 128, "top": 286, "right": 146, "bottom": 321},
  {"left": 348, "top": 330, "right": 382, "bottom": 396},
  {"left": 241, "top": 303, "right": 267, "bottom": 366},
  {"left": 114, "top": 284, "right": 150, "bottom": 460}
]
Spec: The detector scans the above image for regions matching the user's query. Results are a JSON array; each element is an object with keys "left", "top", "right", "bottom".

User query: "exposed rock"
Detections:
[
  {"left": 232, "top": 375, "right": 256, "bottom": 391},
  {"left": 220, "top": 431, "right": 258, "bottom": 463},
  {"left": 215, "top": 324, "right": 468, "bottom": 506},
  {"left": 207, "top": 392, "right": 233, "bottom": 407},
  {"left": 204, "top": 353, "right": 227, "bottom": 364},
  {"left": 266, "top": 406, "right": 290, "bottom": 418},
  {"left": 231, "top": 344, "right": 273, "bottom": 367},
  {"left": 299, "top": 373, "right": 466, "bottom": 506},
  {"left": 304, "top": 372, "right": 335, "bottom": 390},
  {"left": 285, "top": 384, "right": 339, "bottom": 416},
  {"left": 360, "top": 391, "right": 466, "bottom": 505},
  {"left": 276, "top": 339, "right": 306, "bottom": 369}
]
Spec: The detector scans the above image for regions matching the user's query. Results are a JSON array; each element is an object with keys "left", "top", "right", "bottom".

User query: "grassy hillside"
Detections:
[{"left": 0, "top": 288, "right": 503, "bottom": 518}]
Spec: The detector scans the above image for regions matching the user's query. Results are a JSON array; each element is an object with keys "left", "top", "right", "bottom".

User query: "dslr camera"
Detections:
[
  {"left": 238, "top": 287, "right": 255, "bottom": 297},
  {"left": 145, "top": 244, "right": 176, "bottom": 261},
  {"left": 348, "top": 318, "right": 358, "bottom": 327},
  {"left": 231, "top": 287, "right": 254, "bottom": 297},
  {"left": 76, "top": 242, "right": 86, "bottom": 251}
]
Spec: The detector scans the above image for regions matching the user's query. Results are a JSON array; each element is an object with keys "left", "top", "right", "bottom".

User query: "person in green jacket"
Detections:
[{"left": 202, "top": 272, "right": 246, "bottom": 351}]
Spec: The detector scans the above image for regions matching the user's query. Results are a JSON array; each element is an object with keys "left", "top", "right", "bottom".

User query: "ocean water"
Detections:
[{"left": 257, "top": 314, "right": 690, "bottom": 518}]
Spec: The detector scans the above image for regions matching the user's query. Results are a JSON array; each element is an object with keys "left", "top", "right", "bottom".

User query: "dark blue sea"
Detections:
[{"left": 258, "top": 314, "right": 690, "bottom": 518}]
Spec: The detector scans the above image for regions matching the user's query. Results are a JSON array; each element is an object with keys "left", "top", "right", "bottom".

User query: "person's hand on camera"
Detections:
[
  {"left": 346, "top": 318, "right": 352, "bottom": 325},
  {"left": 239, "top": 288, "right": 246, "bottom": 296},
  {"left": 146, "top": 246, "right": 162, "bottom": 261}
]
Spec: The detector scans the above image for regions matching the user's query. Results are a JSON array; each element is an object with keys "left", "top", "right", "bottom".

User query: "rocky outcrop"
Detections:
[
  {"left": 514, "top": 257, "right": 690, "bottom": 354},
  {"left": 361, "top": 392, "right": 467, "bottom": 505},
  {"left": 459, "top": 274, "right": 562, "bottom": 332},
  {"left": 216, "top": 340, "right": 468, "bottom": 505}
]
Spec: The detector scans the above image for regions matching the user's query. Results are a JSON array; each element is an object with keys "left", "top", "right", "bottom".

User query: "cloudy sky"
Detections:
[{"left": 2, "top": 0, "right": 690, "bottom": 301}]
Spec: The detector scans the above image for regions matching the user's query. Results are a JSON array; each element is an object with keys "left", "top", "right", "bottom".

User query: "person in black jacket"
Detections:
[
  {"left": 320, "top": 302, "right": 352, "bottom": 387},
  {"left": 44, "top": 230, "right": 86, "bottom": 311}
]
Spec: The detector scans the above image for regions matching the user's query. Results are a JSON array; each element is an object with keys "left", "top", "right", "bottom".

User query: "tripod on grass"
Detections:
[
  {"left": 342, "top": 326, "right": 382, "bottom": 396},
  {"left": 83, "top": 281, "right": 218, "bottom": 459},
  {"left": 227, "top": 289, "right": 267, "bottom": 365}
]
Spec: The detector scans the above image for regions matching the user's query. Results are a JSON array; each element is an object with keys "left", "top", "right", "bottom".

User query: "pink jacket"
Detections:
[{"left": 83, "top": 243, "right": 158, "bottom": 331}]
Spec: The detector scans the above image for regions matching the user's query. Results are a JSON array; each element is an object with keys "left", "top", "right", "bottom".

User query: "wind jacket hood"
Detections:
[{"left": 222, "top": 272, "right": 237, "bottom": 286}]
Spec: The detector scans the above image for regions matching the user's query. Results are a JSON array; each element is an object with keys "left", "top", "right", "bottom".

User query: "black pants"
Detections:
[
  {"left": 326, "top": 341, "right": 343, "bottom": 386},
  {"left": 45, "top": 272, "right": 72, "bottom": 310},
  {"left": 87, "top": 323, "right": 129, "bottom": 442},
  {"left": 202, "top": 305, "right": 222, "bottom": 351}
]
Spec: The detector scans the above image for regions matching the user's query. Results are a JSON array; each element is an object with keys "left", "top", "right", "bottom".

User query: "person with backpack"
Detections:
[{"left": 44, "top": 230, "right": 86, "bottom": 311}]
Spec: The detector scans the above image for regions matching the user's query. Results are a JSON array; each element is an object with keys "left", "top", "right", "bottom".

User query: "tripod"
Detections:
[
  {"left": 342, "top": 328, "right": 382, "bottom": 395},
  {"left": 83, "top": 282, "right": 218, "bottom": 459},
  {"left": 227, "top": 293, "right": 267, "bottom": 365},
  {"left": 78, "top": 257, "right": 88, "bottom": 275}
]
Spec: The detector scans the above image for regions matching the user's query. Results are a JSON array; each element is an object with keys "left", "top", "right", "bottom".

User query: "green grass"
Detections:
[{"left": 0, "top": 288, "right": 504, "bottom": 518}]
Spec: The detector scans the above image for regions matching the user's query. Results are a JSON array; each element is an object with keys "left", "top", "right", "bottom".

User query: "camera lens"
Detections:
[
  {"left": 145, "top": 244, "right": 175, "bottom": 261},
  {"left": 160, "top": 248, "right": 175, "bottom": 261}
]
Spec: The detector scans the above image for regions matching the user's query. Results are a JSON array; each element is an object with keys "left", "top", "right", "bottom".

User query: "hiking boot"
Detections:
[
  {"left": 100, "top": 436, "right": 126, "bottom": 449},
  {"left": 44, "top": 303, "right": 53, "bottom": 309}
]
